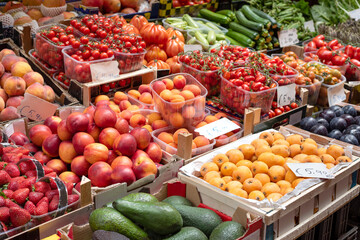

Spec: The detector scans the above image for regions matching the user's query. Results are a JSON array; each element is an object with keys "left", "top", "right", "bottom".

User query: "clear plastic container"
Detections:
[
  {"left": 303, "top": 52, "right": 319, "bottom": 62},
  {"left": 0, "top": 222, "right": 34, "bottom": 239},
  {"left": 186, "top": 29, "right": 230, "bottom": 52},
  {"left": 114, "top": 49, "right": 146, "bottom": 74},
  {"left": 151, "top": 126, "right": 216, "bottom": 157},
  {"left": 28, "top": 49, "right": 58, "bottom": 75},
  {"left": 126, "top": 89, "right": 155, "bottom": 110},
  {"left": 318, "top": 75, "right": 346, "bottom": 106},
  {"left": 296, "top": 75, "right": 323, "bottom": 105},
  {"left": 35, "top": 24, "right": 83, "bottom": 69},
  {"left": 62, "top": 46, "right": 114, "bottom": 83},
  {"left": 268, "top": 66, "right": 299, "bottom": 86},
  {"left": 52, "top": 72, "right": 69, "bottom": 90},
  {"left": 220, "top": 68, "right": 278, "bottom": 115},
  {"left": 150, "top": 73, "right": 208, "bottom": 128},
  {"left": 323, "top": 62, "right": 349, "bottom": 76}
]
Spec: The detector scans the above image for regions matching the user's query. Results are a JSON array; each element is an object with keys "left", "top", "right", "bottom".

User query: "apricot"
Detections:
[
  {"left": 236, "top": 160, "right": 253, "bottom": 169},
  {"left": 251, "top": 139, "right": 269, "bottom": 148},
  {"left": 173, "top": 75, "right": 186, "bottom": 89},
  {"left": 229, "top": 188, "right": 248, "bottom": 198},
  {"left": 277, "top": 180, "right": 292, "bottom": 190},
  {"left": 249, "top": 190, "right": 265, "bottom": 201},
  {"left": 243, "top": 178, "right": 263, "bottom": 194},
  {"left": 160, "top": 89, "right": 172, "bottom": 101},
  {"left": 285, "top": 170, "right": 297, "bottom": 183},
  {"left": 326, "top": 145, "right": 345, "bottom": 160},
  {"left": 238, "top": 144, "right": 255, "bottom": 160},
  {"left": 200, "top": 162, "right": 219, "bottom": 177},
  {"left": 335, "top": 156, "right": 352, "bottom": 164},
  {"left": 139, "top": 92, "right": 153, "bottom": 104},
  {"left": 259, "top": 132, "right": 274, "bottom": 145},
  {"left": 152, "top": 119, "right": 169, "bottom": 130},
  {"left": 162, "top": 78, "right": 174, "bottom": 90},
  {"left": 183, "top": 84, "right": 201, "bottom": 96},
  {"left": 292, "top": 178, "right": 305, "bottom": 188},
  {"left": 232, "top": 166, "right": 253, "bottom": 183},
  {"left": 128, "top": 89, "right": 141, "bottom": 99},
  {"left": 289, "top": 144, "right": 302, "bottom": 157},
  {"left": 95, "top": 95, "right": 110, "bottom": 104},
  {"left": 272, "top": 139, "right": 290, "bottom": 147},
  {"left": 169, "top": 112, "right": 184, "bottom": 127},
  {"left": 204, "top": 171, "right": 221, "bottom": 182},
  {"left": 254, "top": 173, "right": 271, "bottom": 186},
  {"left": 251, "top": 161, "right": 269, "bottom": 175},
  {"left": 255, "top": 145, "right": 272, "bottom": 157},
  {"left": 180, "top": 90, "right": 195, "bottom": 102},
  {"left": 158, "top": 132, "right": 174, "bottom": 144},
  {"left": 214, "top": 112, "right": 227, "bottom": 119},
  {"left": 182, "top": 106, "right": 195, "bottom": 119},
  {"left": 225, "top": 181, "right": 243, "bottom": 192},
  {"left": 204, "top": 115, "right": 218, "bottom": 124},
  {"left": 268, "top": 165, "right": 286, "bottom": 182},
  {"left": 113, "top": 91, "right": 128, "bottom": 104},
  {"left": 267, "top": 193, "right": 283, "bottom": 202},
  {"left": 208, "top": 178, "right": 226, "bottom": 190},
  {"left": 220, "top": 162, "right": 237, "bottom": 176},
  {"left": 196, "top": 121, "right": 207, "bottom": 128},
  {"left": 286, "top": 134, "right": 304, "bottom": 145},
  {"left": 271, "top": 145, "right": 290, "bottom": 158},
  {"left": 226, "top": 149, "right": 244, "bottom": 164},
  {"left": 193, "top": 136, "right": 210, "bottom": 148},
  {"left": 272, "top": 132, "right": 285, "bottom": 141},
  {"left": 301, "top": 142, "right": 318, "bottom": 155},
  {"left": 261, "top": 182, "right": 280, "bottom": 197},
  {"left": 222, "top": 176, "right": 233, "bottom": 184},
  {"left": 147, "top": 112, "right": 162, "bottom": 125}
]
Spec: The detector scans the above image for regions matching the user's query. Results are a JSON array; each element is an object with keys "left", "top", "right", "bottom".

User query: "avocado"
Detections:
[
  {"left": 162, "top": 196, "right": 193, "bottom": 206},
  {"left": 172, "top": 205, "right": 222, "bottom": 237},
  {"left": 122, "top": 193, "right": 158, "bottom": 203},
  {"left": 113, "top": 200, "right": 183, "bottom": 236},
  {"left": 164, "top": 227, "right": 208, "bottom": 240},
  {"left": 209, "top": 221, "right": 245, "bottom": 240},
  {"left": 89, "top": 207, "right": 149, "bottom": 240}
]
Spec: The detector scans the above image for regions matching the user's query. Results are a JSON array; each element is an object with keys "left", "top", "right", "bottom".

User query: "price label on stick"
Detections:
[
  {"left": 349, "top": 8, "right": 360, "bottom": 20},
  {"left": 17, "top": 93, "right": 59, "bottom": 121},
  {"left": 195, "top": 118, "right": 240, "bottom": 140},
  {"left": 184, "top": 44, "right": 202, "bottom": 52},
  {"left": 327, "top": 81, "right": 346, "bottom": 106},
  {"left": 277, "top": 83, "right": 296, "bottom": 107},
  {"left": 278, "top": 28, "right": 299, "bottom": 47},
  {"left": 287, "top": 163, "right": 334, "bottom": 179},
  {"left": 90, "top": 60, "right": 120, "bottom": 82},
  {"left": 304, "top": 20, "right": 315, "bottom": 32}
]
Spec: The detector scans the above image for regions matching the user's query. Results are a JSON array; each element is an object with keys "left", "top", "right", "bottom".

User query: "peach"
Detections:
[
  {"left": 96, "top": 100, "right": 110, "bottom": 107},
  {"left": 128, "top": 89, "right": 141, "bottom": 99},
  {"left": 0, "top": 63, "right": 4, "bottom": 78},
  {"left": 94, "top": 95, "right": 109, "bottom": 104},
  {"left": 1, "top": 55, "right": 24, "bottom": 72},
  {"left": 205, "top": 115, "right": 218, "bottom": 124},
  {"left": 192, "top": 141, "right": 197, "bottom": 149},
  {"left": 6, "top": 96, "right": 23, "bottom": 108},
  {"left": 11, "top": 62, "right": 32, "bottom": 78},
  {"left": 119, "top": 100, "right": 131, "bottom": 111},
  {"left": 66, "top": 112, "right": 89, "bottom": 133},
  {"left": 113, "top": 133, "right": 137, "bottom": 157},
  {"left": 59, "top": 171, "right": 80, "bottom": 184},
  {"left": 71, "top": 156, "right": 91, "bottom": 176},
  {"left": 114, "top": 117, "right": 130, "bottom": 134},
  {"left": 72, "top": 132, "right": 95, "bottom": 155},
  {"left": 29, "top": 124, "right": 52, "bottom": 146},
  {"left": 57, "top": 120, "right": 73, "bottom": 141},
  {"left": 94, "top": 105, "right": 117, "bottom": 128},
  {"left": 147, "top": 112, "right": 162, "bottom": 125},
  {"left": 127, "top": 105, "right": 140, "bottom": 111},
  {"left": 130, "top": 127, "right": 151, "bottom": 150},
  {"left": 34, "top": 151, "right": 51, "bottom": 165},
  {"left": 46, "top": 159, "right": 67, "bottom": 175},
  {"left": 8, "top": 132, "right": 29, "bottom": 146},
  {"left": 4, "top": 76, "right": 26, "bottom": 96},
  {"left": 111, "top": 156, "right": 133, "bottom": 168},
  {"left": 169, "top": 112, "right": 184, "bottom": 127},
  {"left": 42, "top": 134, "right": 61, "bottom": 157},
  {"left": 111, "top": 166, "right": 136, "bottom": 185},
  {"left": 0, "top": 88, "right": 8, "bottom": 103},
  {"left": 129, "top": 113, "right": 146, "bottom": 128},
  {"left": 99, "top": 127, "right": 120, "bottom": 150},
  {"left": 87, "top": 123, "right": 101, "bottom": 142},
  {"left": 133, "top": 156, "right": 157, "bottom": 179},
  {"left": 215, "top": 112, "right": 228, "bottom": 119},
  {"left": 171, "top": 89, "right": 181, "bottom": 95},
  {"left": 25, "top": 82, "right": 45, "bottom": 99},
  {"left": 109, "top": 104, "right": 120, "bottom": 113},
  {"left": 184, "top": 84, "right": 201, "bottom": 96},
  {"left": 170, "top": 95, "right": 185, "bottom": 109},
  {"left": 152, "top": 81, "right": 166, "bottom": 95},
  {"left": 44, "top": 116, "right": 61, "bottom": 134},
  {"left": 196, "top": 121, "right": 207, "bottom": 128},
  {"left": 0, "top": 73, "right": 11, "bottom": 88},
  {"left": 84, "top": 105, "right": 96, "bottom": 116},
  {"left": 160, "top": 89, "right": 172, "bottom": 101},
  {"left": 180, "top": 90, "right": 195, "bottom": 102},
  {"left": 27, "top": 8, "right": 43, "bottom": 20},
  {"left": 0, "top": 49, "right": 15, "bottom": 61},
  {"left": 193, "top": 136, "right": 210, "bottom": 148},
  {"left": 131, "top": 149, "right": 150, "bottom": 163},
  {"left": 84, "top": 143, "right": 109, "bottom": 164},
  {"left": 173, "top": 75, "right": 186, "bottom": 89},
  {"left": 139, "top": 92, "right": 153, "bottom": 104},
  {"left": 107, "top": 150, "right": 117, "bottom": 165},
  {"left": 145, "top": 142, "right": 162, "bottom": 163},
  {"left": 173, "top": 128, "right": 189, "bottom": 144},
  {"left": 152, "top": 119, "right": 168, "bottom": 130},
  {"left": 182, "top": 106, "right": 195, "bottom": 119},
  {"left": 162, "top": 78, "right": 174, "bottom": 90},
  {"left": 114, "top": 91, "right": 128, "bottom": 104},
  {"left": 158, "top": 132, "right": 174, "bottom": 144},
  {"left": 0, "top": 106, "right": 21, "bottom": 121},
  {"left": 88, "top": 162, "right": 113, "bottom": 187},
  {"left": 43, "top": 85, "right": 55, "bottom": 102},
  {"left": 59, "top": 141, "right": 77, "bottom": 164},
  {"left": 0, "top": 97, "right": 4, "bottom": 112},
  {"left": 23, "top": 72, "right": 44, "bottom": 87},
  {"left": 142, "top": 125, "right": 153, "bottom": 133},
  {"left": 138, "top": 84, "right": 152, "bottom": 94}
]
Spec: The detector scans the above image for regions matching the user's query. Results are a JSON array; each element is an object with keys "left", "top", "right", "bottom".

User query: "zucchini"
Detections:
[
  {"left": 272, "top": 36, "right": 280, "bottom": 48},
  {"left": 196, "top": 21, "right": 210, "bottom": 29},
  {"left": 226, "top": 30, "right": 255, "bottom": 47},
  {"left": 195, "top": 31, "right": 209, "bottom": 46},
  {"left": 265, "top": 36, "right": 272, "bottom": 43},
  {"left": 206, "top": 22, "right": 222, "bottom": 32},
  {"left": 261, "top": 30, "right": 268, "bottom": 37},
  {"left": 187, "top": 37, "right": 197, "bottom": 45},
  {"left": 256, "top": 37, "right": 265, "bottom": 45},
  {"left": 216, "top": 10, "right": 236, "bottom": 21},
  {"left": 235, "top": 10, "right": 263, "bottom": 32},
  {"left": 249, "top": 7, "right": 279, "bottom": 29},
  {"left": 229, "top": 22, "right": 259, "bottom": 40},
  {"left": 215, "top": 33, "right": 226, "bottom": 40},
  {"left": 241, "top": 5, "right": 271, "bottom": 30},
  {"left": 267, "top": 42, "right": 273, "bottom": 50},
  {"left": 224, "top": 35, "right": 245, "bottom": 47},
  {"left": 207, "top": 30, "right": 216, "bottom": 45},
  {"left": 269, "top": 30, "right": 274, "bottom": 36},
  {"left": 199, "top": 9, "right": 231, "bottom": 25},
  {"left": 183, "top": 14, "right": 199, "bottom": 28}
]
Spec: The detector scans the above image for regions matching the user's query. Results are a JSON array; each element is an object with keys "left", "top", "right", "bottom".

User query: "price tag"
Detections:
[
  {"left": 349, "top": 8, "right": 360, "bottom": 20},
  {"left": 287, "top": 163, "right": 334, "bottom": 179},
  {"left": 90, "top": 60, "right": 120, "bottom": 82},
  {"left": 304, "top": 20, "right": 315, "bottom": 32},
  {"left": 184, "top": 45, "right": 202, "bottom": 52},
  {"left": 277, "top": 83, "right": 296, "bottom": 107},
  {"left": 17, "top": 93, "right": 58, "bottom": 121},
  {"left": 194, "top": 118, "right": 240, "bottom": 140},
  {"left": 327, "top": 82, "right": 346, "bottom": 106},
  {"left": 278, "top": 29, "right": 299, "bottom": 47},
  {"left": 289, "top": 110, "right": 303, "bottom": 125}
]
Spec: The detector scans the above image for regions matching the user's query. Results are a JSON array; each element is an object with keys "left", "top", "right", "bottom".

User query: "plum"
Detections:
[
  {"left": 340, "top": 134, "right": 359, "bottom": 146},
  {"left": 343, "top": 128, "right": 360, "bottom": 141},
  {"left": 330, "top": 117, "right": 347, "bottom": 132},
  {"left": 300, "top": 117, "right": 317, "bottom": 131},
  {"left": 310, "top": 124, "right": 328, "bottom": 136},
  {"left": 355, "top": 116, "right": 360, "bottom": 125},
  {"left": 343, "top": 105, "right": 357, "bottom": 117},
  {"left": 316, "top": 117, "right": 330, "bottom": 130},
  {"left": 328, "top": 129, "right": 342, "bottom": 140},
  {"left": 319, "top": 109, "right": 336, "bottom": 123},
  {"left": 340, "top": 114, "right": 355, "bottom": 126},
  {"left": 330, "top": 105, "right": 344, "bottom": 117}
]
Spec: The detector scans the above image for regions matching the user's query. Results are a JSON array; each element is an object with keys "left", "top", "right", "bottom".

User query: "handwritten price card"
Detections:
[
  {"left": 278, "top": 28, "right": 299, "bottom": 47},
  {"left": 184, "top": 45, "right": 202, "bottom": 52},
  {"left": 327, "top": 81, "right": 346, "bottom": 106},
  {"left": 195, "top": 118, "right": 240, "bottom": 140},
  {"left": 17, "top": 93, "right": 58, "bottom": 121},
  {"left": 304, "top": 20, "right": 315, "bottom": 32},
  {"left": 349, "top": 9, "right": 360, "bottom": 20},
  {"left": 90, "top": 60, "right": 120, "bottom": 82},
  {"left": 287, "top": 163, "right": 334, "bottom": 179},
  {"left": 277, "top": 83, "right": 296, "bottom": 107}
]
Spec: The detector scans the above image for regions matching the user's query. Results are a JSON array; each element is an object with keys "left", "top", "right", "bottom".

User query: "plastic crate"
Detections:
[
  {"left": 333, "top": 203, "right": 351, "bottom": 239},
  {"left": 28, "top": 49, "right": 58, "bottom": 75},
  {"left": 114, "top": 49, "right": 146, "bottom": 74},
  {"left": 296, "top": 75, "right": 323, "bottom": 105}
]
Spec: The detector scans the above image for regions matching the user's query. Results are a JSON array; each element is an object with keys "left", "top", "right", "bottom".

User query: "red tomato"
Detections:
[
  {"left": 345, "top": 45, "right": 355, "bottom": 58},
  {"left": 317, "top": 49, "right": 333, "bottom": 61},
  {"left": 290, "top": 102, "right": 298, "bottom": 109},
  {"left": 274, "top": 109, "right": 283, "bottom": 116},
  {"left": 284, "top": 105, "right": 291, "bottom": 112},
  {"left": 331, "top": 55, "right": 346, "bottom": 66}
]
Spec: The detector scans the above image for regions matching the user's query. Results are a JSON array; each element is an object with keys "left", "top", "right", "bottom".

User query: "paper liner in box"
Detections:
[
  {"left": 0, "top": 14, "right": 14, "bottom": 27},
  {"left": 40, "top": 4, "right": 67, "bottom": 17}
]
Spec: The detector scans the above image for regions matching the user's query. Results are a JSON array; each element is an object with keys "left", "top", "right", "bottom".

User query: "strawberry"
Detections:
[
  {"left": 19, "top": 161, "right": 34, "bottom": 175},
  {"left": 2, "top": 152, "right": 22, "bottom": 164},
  {"left": 20, "top": 177, "right": 36, "bottom": 190},
  {"left": 34, "top": 182, "right": 51, "bottom": 194},
  {"left": 24, "top": 201, "right": 36, "bottom": 215},
  {"left": 3, "top": 147, "right": 16, "bottom": 154},
  {"left": 12, "top": 188, "right": 30, "bottom": 205},
  {"left": 3, "top": 189, "right": 13, "bottom": 199},
  {"left": 9, "top": 207, "right": 31, "bottom": 227},
  {"left": 36, "top": 197, "right": 49, "bottom": 207},
  {"left": 0, "top": 162, "right": 7, "bottom": 170},
  {"left": 75, "top": 182, "right": 81, "bottom": 193},
  {"left": 0, "top": 170, "right": 11, "bottom": 186},
  {"left": 4, "top": 163, "right": 20, "bottom": 178},
  {"left": 35, "top": 199, "right": 49, "bottom": 216},
  {"left": 67, "top": 194, "right": 79, "bottom": 205},
  {"left": 0, "top": 207, "right": 10, "bottom": 224},
  {"left": 43, "top": 166, "right": 54, "bottom": 174},
  {"left": 65, "top": 182, "right": 74, "bottom": 195},
  {"left": 45, "top": 190, "right": 58, "bottom": 202},
  {"left": 5, "top": 199, "right": 20, "bottom": 208},
  {"left": 25, "top": 170, "right": 37, "bottom": 178},
  {"left": 0, "top": 196, "right": 5, "bottom": 207},
  {"left": 29, "top": 192, "right": 44, "bottom": 205},
  {"left": 49, "top": 179, "right": 57, "bottom": 189},
  {"left": 49, "top": 195, "right": 59, "bottom": 212},
  {"left": 7, "top": 177, "right": 25, "bottom": 191},
  {"left": 45, "top": 172, "right": 57, "bottom": 178}
]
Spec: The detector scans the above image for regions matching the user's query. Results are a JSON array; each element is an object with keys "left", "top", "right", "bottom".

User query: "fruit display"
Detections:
[
  {"left": 28, "top": 50, "right": 58, "bottom": 76},
  {"left": 80, "top": 0, "right": 152, "bottom": 15},
  {"left": 126, "top": 84, "right": 155, "bottom": 110}
]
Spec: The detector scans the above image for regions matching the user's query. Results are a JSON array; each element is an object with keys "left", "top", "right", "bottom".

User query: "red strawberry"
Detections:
[
  {"left": 4, "top": 163, "right": 20, "bottom": 178},
  {"left": 3, "top": 147, "right": 15, "bottom": 154},
  {"left": 0, "top": 170, "right": 11, "bottom": 186},
  {"left": 43, "top": 166, "right": 54, "bottom": 174},
  {"left": 9, "top": 207, "right": 31, "bottom": 227},
  {"left": 25, "top": 170, "right": 37, "bottom": 178},
  {"left": 12, "top": 188, "right": 30, "bottom": 205},
  {"left": 2, "top": 153, "right": 22, "bottom": 163},
  {"left": 45, "top": 172, "right": 57, "bottom": 178},
  {"left": 24, "top": 201, "right": 36, "bottom": 215},
  {"left": 5, "top": 199, "right": 20, "bottom": 208},
  {"left": 45, "top": 190, "right": 58, "bottom": 202},
  {"left": 21, "top": 177, "right": 36, "bottom": 189},
  {"left": 36, "top": 197, "right": 49, "bottom": 207},
  {"left": 3, "top": 189, "right": 13, "bottom": 199},
  {"left": 7, "top": 177, "right": 25, "bottom": 191},
  {"left": 18, "top": 161, "right": 34, "bottom": 175},
  {"left": 49, "top": 179, "right": 57, "bottom": 189},
  {"left": 75, "top": 182, "right": 81, "bottom": 193},
  {"left": 29, "top": 192, "right": 44, "bottom": 205},
  {"left": 34, "top": 182, "right": 51, "bottom": 194},
  {"left": 0, "top": 207, "right": 10, "bottom": 224},
  {"left": 65, "top": 182, "right": 73, "bottom": 195},
  {"left": 35, "top": 199, "right": 48, "bottom": 216},
  {"left": 0, "top": 162, "right": 7, "bottom": 170},
  {"left": 0, "top": 196, "right": 5, "bottom": 207},
  {"left": 67, "top": 194, "right": 79, "bottom": 205},
  {"left": 49, "top": 195, "right": 59, "bottom": 212},
  {"left": 0, "top": 144, "right": 3, "bottom": 156}
]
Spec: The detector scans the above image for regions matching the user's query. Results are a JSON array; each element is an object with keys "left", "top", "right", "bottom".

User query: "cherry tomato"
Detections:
[
  {"left": 274, "top": 109, "right": 283, "bottom": 116},
  {"left": 290, "top": 102, "right": 298, "bottom": 109}
]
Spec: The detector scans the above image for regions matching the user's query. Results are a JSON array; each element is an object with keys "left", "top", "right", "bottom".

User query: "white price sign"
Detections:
[
  {"left": 17, "top": 94, "right": 59, "bottom": 121},
  {"left": 304, "top": 20, "right": 315, "bottom": 32},
  {"left": 287, "top": 163, "right": 334, "bottom": 179},
  {"left": 184, "top": 44, "right": 202, "bottom": 52},
  {"left": 278, "top": 28, "right": 299, "bottom": 47},
  {"left": 195, "top": 118, "right": 240, "bottom": 140},
  {"left": 349, "top": 8, "right": 360, "bottom": 20},
  {"left": 327, "top": 82, "right": 346, "bottom": 106},
  {"left": 277, "top": 83, "right": 296, "bottom": 107},
  {"left": 90, "top": 60, "right": 120, "bottom": 82}
]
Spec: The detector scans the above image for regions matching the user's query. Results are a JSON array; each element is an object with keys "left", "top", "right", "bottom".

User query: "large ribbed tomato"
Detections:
[
  {"left": 145, "top": 45, "right": 167, "bottom": 62},
  {"left": 130, "top": 15, "right": 148, "bottom": 31},
  {"left": 166, "top": 28, "right": 185, "bottom": 43},
  {"left": 166, "top": 56, "right": 181, "bottom": 74},
  {"left": 140, "top": 23, "right": 168, "bottom": 45},
  {"left": 147, "top": 59, "right": 170, "bottom": 70},
  {"left": 122, "top": 23, "right": 140, "bottom": 35},
  {"left": 165, "top": 36, "right": 184, "bottom": 57}
]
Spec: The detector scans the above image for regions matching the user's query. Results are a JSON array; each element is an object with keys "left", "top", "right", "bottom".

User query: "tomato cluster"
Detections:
[
  {"left": 30, "top": 50, "right": 57, "bottom": 75},
  {"left": 54, "top": 71, "right": 70, "bottom": 88},
  {"left": 304, "top": 35, "right": 344, "bottom": 53},
  {"left": 268, "top": 101, "right": 298, "bottom": 118},
  {"left": 210, "top": 45, "right": 252, "bottom": 67}
]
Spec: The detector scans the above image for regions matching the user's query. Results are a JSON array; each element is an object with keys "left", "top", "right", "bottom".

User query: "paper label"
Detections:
[
  {"left": 278, "top": 29, "right": 299, "bottom": 47},
  {"left": 184, "top": 44, "right": 202, "bottom": 52},
  {"left": 304, "top": 20, "right": 315, "bottom": 32},
  {"left": 195, "top": 118, "right": 240, "bottom": 140},
  {"left": 90, "top": 60, "right": 120, "bottom": 82},
  {"left": 287, "top": 163, "right": 334, "bottom": 179},
  {"left": 3, "top": 123, "right": 14, "bottom": 138},
  {"left": 277, "top": 83, "right": 296, "bottom": 107},
  {"left": 349, "top": 8, "right": 360, "bottom": 20},
  {"left": 327, "top": 82, "right": 346, "bottom": 106},
  {"left": 17, "top": 93, "right": 58, "bottom": 121},
  {"left": 289, "top": 110, "right": 303, "bottom": 125}
]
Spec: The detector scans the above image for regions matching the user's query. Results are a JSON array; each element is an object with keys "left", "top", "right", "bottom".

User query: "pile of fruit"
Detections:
[
  {"left": 199, "top": 131, "right": 351, "bottom": 201},
  {"left": 127, "top": 84, "right": 155, "bottom": 110}
]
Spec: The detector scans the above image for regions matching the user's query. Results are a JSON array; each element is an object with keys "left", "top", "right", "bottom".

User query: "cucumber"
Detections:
[
  {"left": 206, "top": 22, "right": 222, "bottom": 32},
  {"left": 216, "top": 10, "right": 236, "bottom": 21},
  {"left": 199, "top": 9, "right": 231, "bottom": 25},
  {"left": 215, "top": 33, "right": 226, "bottom": 40},
  {"left": 241, "top": 5, "right": 271, "bottom": 30},
  {"left": 224, "top": 35, "right": 245, "bottom": 47},
  {"left": 166, "top": 18, "right": 184, "bottom": 23},
  {"left": 226, "top": 30, "right": 255, "bottom": 47},
  {"left": 183, "top": 14, "right": 199, "bottom": 28},
  {"left": 195, "top": 31, "right": 209, "bottom": 46},
  {"left": 229, "top": 22, "right": 259, "bottom": 40},
  {"left": 235, "top": 10, "right": 263, "bottom": 32},
  {"left": 249, "top": 7, "right": 279, "bottom": 29},
  {"left": 207, "top": 30, "right": 216, "bottom": 45},
  {"left": 187, "top": 37, "right": 197, "bottom": 45}
]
